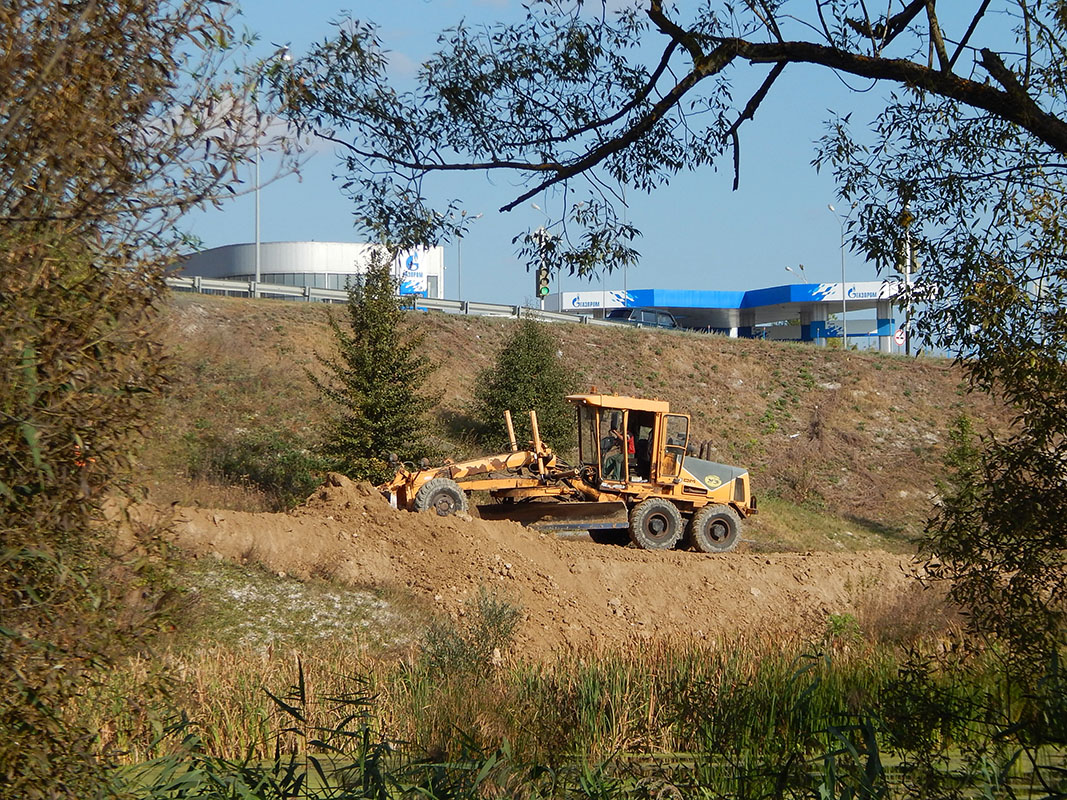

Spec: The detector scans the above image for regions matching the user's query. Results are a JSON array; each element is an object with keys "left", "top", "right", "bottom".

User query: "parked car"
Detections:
[{"left": 605, "top": 308, "right": 678, "bottom": 329}]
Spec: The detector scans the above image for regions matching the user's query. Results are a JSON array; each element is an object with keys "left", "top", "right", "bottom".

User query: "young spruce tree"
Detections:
[
  {"left": 313, "top": 250, "right": 439, "bottom": 484},
  {"left": 473, "top": 318, "right": 579, "bottom": 453}
]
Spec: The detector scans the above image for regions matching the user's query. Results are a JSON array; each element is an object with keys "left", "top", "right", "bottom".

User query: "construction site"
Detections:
[{"left": 138, "top": 291, "right": 1005, "bottom": 659}]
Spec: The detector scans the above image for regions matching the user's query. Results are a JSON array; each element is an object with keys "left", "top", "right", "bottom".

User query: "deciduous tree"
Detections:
[{"left": 1, "top": 2, "right": 274, "bottom": 796}]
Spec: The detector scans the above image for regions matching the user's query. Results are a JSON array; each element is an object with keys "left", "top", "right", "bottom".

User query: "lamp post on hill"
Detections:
[
  {"left": 254, "top": 48, "right": 291, "bottom": 295},
  {"left": 456, "top": 212, "right": 482, "bottom": 301},
  {"left": 828, "top": 204, "right": 847, "bottom": 345}
]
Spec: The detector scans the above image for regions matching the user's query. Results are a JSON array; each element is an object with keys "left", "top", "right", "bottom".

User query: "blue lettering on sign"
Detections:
[
  {"left": 571, "top": 296, "right": 599, "bottom": 308},
  {"left": 847, "top": 287, "right": 877, "bottom": 299}
]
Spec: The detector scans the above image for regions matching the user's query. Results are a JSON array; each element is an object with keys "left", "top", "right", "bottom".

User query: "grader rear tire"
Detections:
[
  {"left": 629, "top": 498, "right": 683, "bottom": 550},
  {"left": 413, "top": 478, "right": 468, "bottom": 516},
  {"left": 688, "top": 504, "right": 741, "bottom": 553}
]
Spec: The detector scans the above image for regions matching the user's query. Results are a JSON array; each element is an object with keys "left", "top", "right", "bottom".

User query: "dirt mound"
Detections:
[{"left": 164, "top": 474, "right": 918, "bottom": 656}]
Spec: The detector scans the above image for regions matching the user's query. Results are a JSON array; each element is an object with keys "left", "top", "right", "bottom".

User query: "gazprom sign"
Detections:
[
  {"left": 564, "top": 290, "right": 633, "bottom": 310},
  {"left": 809, "top": 280, "right": 899, "bottom": 302}
]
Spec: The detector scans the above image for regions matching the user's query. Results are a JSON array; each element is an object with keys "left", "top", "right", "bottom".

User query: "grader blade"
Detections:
[{"left": 476, "top": 501, "right": 629, "bottom": 532}]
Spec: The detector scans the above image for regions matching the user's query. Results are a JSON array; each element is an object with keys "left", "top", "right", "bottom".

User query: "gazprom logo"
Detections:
[
  {"left": 571, "top": 295, "right": 599, "bottom": 308},
  {"left": 405, "top": 252, "right": 419, "bottom": 272},
  {"left": 847, "top": 286, "right": 877, "bottom": 299}
]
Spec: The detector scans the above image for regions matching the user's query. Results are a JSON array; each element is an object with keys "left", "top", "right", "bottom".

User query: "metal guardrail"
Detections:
[{"left": 165, "top": 275, "right": 615, "bottom": 326}]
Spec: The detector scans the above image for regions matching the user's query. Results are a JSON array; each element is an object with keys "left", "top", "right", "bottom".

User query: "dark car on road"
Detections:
[{"left": 605, "top": 308, "right": 679, "bottom": 329}]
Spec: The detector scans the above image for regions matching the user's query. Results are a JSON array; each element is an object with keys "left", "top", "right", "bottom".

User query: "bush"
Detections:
[
  {"left": 191, "top": 428, "right": 326, "bottom": 509},
  {"left": 471, "top": 318, "right": 579, "bottom": 452},
  {"left": 421, "top": 588, "right": 521, "bottom": 674}
]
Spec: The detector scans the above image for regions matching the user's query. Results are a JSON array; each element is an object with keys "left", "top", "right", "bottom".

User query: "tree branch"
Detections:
[
  {"left": 925, "top": 0, "right": 951, "bottom": 72},
  {"left": 948, "top": 0, "right": 992, "bottom": 70},
  {"left": 647, "top": 0, "right": 704, "bottom": 63},
  {"left": 501, "top": 41, "right": 741, "bottom": 212},
  {"left": 726, "top": 62, "right": 787, "bottom": 190},
  {"left": 734, "top": 39, "right": 1067, "bottom": 155},
  {"left": 846, "top": 0, "right": 925, "bottom": 48}
]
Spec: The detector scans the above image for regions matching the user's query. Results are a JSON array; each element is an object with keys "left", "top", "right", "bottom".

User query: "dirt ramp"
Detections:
[{"left": 167, "top": 474, "right": 917, "bottom": 656}]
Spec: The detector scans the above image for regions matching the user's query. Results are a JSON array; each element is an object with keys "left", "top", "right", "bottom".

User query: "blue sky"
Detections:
[{"left": 184, "top": 1, "right": 992, "bottom": 306}]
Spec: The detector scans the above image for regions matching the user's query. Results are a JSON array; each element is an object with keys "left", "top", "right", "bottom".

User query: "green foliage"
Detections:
[
  {"left": 812, "top": 9, "right": 1067, "bottom": 681},
  {"left": 826, "top": 614, "right": 862, "bottom": 646},
  {"left": 471, "top": 318, "right": 579, "bottom": 452},
  {"left": 0, "top": 1, "right": 270, "bottom": 796},
  {"left": 312, "top": 250, "right": 440, "bottom": 484},
  {"left": 190, "top": 428, "right": 326, "bottom": 510},
  {"left": 110, "top": 644, "right": 1067, "bottom": 799},
  {"left": 421, "top": 587, "right": 521, "bottom": 675}
]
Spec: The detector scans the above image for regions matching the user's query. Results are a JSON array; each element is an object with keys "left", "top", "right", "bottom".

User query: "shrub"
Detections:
[
  {"left": 0, "top": 2, "right": 267, "bottom": 796},
  {"left": 471, "top": 318, "right": 579, "bottom": 452},
  {"left": 421, "top": 588, "right": 521, "bottom": 674},
  {"left": 191, "top": 428, "right": 326, "bottom": 509}
]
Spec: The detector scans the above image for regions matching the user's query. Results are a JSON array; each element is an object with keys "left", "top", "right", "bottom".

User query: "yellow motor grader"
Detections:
[{"left": 379, "top": 393, "right": 757, "bottom": 552}]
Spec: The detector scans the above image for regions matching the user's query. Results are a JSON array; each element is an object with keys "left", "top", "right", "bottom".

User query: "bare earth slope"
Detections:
[{"left": 163, "top": 475, "right": 917, "bottom": 657}]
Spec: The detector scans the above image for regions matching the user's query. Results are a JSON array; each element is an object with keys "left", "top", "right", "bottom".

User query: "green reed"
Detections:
[{"left": 93, "top": 636, "right": 1066, "bottom": 799}]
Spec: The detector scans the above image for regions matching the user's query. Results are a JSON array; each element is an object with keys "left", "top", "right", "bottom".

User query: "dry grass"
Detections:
[
  {"left": 85, "top": 629, "right": 907, "bottom": 764},
  {"left": 850, "top": 576, "right": 964, "bottom": 647},
  {"left": 149, "top": 291, "right": 1009, "bottom": 544}
]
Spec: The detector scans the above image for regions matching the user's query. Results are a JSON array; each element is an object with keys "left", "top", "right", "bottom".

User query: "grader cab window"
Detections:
[
  {"left": 599, "top": 409, "right": 626, "bottom": 481},
  {"left": 660, "top": 414, "right": 689, "bottom": 478},
  {"left": 577, "top": 405, "right": 599, "bottom": 469}
]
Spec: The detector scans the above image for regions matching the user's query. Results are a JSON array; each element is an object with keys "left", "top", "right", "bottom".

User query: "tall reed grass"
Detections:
[
  {"left": 84, "top": 633, "right": 966, "bottom": 765},
  {"left": 96, "top": 635, "right": 1065, "bottom": 799}
]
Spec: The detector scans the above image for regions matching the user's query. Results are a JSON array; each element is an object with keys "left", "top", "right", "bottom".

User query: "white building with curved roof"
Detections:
[{"left": 178, "top": 241, "right": 445, "bottom": 298}]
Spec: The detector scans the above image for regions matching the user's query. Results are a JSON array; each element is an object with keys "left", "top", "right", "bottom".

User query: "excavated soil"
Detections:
[{"left": 158, "top": 475, "right": 921, "bottom": 657}]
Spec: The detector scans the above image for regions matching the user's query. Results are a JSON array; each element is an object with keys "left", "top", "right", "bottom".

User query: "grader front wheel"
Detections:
[
  {"left": 688, "top": 504, "right": 741, "bottom": 553},
  {"left": 413, "top": 477, "right": 468, "bottom": 516}
]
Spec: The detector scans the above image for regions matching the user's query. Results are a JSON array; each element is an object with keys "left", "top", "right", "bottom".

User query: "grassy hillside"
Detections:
[{"left": 144, "top": 291, "right": 1004, "bottom": 552}]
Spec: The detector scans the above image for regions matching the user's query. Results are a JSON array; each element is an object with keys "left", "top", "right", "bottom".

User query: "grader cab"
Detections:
[{"left": 379, "top": 393, "right": 756, "bottom": 552}]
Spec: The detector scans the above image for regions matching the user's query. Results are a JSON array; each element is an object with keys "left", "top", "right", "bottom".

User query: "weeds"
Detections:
[
  {"left": 420, "top": 587, "right": 521, "bottom": 674},
  {"left": 107, "top": 641, "right": 1067, "bottom": 799},
  {"left": 188, "top": 427, "right": 326, "bottom": 509}
]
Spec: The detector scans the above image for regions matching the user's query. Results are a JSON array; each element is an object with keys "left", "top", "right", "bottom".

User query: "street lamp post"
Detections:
[
  {"left": 253, "top": 48, "right": 290, "bottom": 299},
  {"left": 456, "top": 212, "right": 482, "bottom": 301},
  {"left": 254, "top": 144, "right": 260, "bottom": 296},
  {"left": 828, "top": 204, "right": 847, "bottom": 345}
]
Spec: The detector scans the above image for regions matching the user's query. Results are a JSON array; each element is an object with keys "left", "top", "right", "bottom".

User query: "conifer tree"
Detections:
[
  {"left": 313, "top": 250, "right": 439, "bottom": 483},
  {"left": 473, "top": 318, "right": 578, "bottom": 453}
]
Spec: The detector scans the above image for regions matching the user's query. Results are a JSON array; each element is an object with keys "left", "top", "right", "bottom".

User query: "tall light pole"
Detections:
[
  {"left": 828, "top": 204, "right": 847, "bottom": 346},
  {"left": 254, "top": 143, "right": 260, "bottom": 295},
  {"left": 254, "top": 48, "right": 290, "bottom": 298},
  {"left": 456, "top": 212, "right": 481, "bottom": 301}
]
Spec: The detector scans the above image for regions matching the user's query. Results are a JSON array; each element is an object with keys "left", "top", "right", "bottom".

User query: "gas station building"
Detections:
[{"left": 547, "top": 281, "right": 904, "bottom": 351}]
